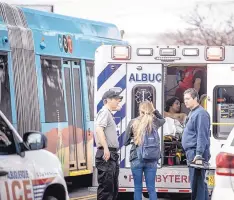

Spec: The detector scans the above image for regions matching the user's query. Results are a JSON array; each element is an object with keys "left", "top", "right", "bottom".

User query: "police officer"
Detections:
[{"left": 95, "top": 88, "right": 123, "bottom": 200}]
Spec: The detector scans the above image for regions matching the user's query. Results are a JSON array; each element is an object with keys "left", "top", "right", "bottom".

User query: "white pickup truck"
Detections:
[{"left": 0, "top": 111, "right": 69, "bottom": 200}]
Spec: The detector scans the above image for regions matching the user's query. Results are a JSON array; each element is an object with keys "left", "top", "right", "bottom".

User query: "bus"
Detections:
[{"left": 0, "top": 2, "right": 125, "bottom": 180}]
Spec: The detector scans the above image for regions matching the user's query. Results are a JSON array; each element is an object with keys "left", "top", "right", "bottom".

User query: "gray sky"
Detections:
[{"left": 5, "top": 0, "right": 234, "bottom": 43}]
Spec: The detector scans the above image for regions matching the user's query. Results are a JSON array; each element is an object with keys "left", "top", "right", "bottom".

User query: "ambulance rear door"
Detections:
[
  {"left": 125, "top": 63, "right": 164, "bottom": 168},
  {"left": 207, "top": 63, "right": 234, "bottom": 168}
]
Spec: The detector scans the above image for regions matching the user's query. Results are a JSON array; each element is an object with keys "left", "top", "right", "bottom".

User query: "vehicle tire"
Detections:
[
  {"left": 117, "top": 192, "right": 133, "bottom": 199},
  {"left": 143, "top": 192, "right": 149, "bottom": 198},
  {"left": 44, "top": 196, "right": 58, "bottom": 200},
  {"left": 169, "top": 193, "right": 191, "bottom": 200}
]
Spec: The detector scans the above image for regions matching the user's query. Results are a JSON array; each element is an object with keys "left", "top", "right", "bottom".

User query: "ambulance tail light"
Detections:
[
  {"left": 216, "top": 152, "right": 234, "bottom": 176},
  {"left": 205, "top": 46, "right": 225, "bottom": 61},
  {"left": 112, "top": 45, "right": 131, "bottom": 60}
]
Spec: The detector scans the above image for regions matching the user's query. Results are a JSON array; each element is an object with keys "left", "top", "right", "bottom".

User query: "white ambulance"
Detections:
[
  {"left": 91, "top": 45, "right": 234, "bottom": 197},
  {"left": 0, "top": 111, "right": 69, "bottom": 200}
]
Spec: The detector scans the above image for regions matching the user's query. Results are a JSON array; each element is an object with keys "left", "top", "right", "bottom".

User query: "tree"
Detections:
[{"left": 160, "top": 3, "right": 234, "bottom": 45}]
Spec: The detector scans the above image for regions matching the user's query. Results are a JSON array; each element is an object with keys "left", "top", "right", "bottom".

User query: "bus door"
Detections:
[
  {"left": 0, "top": 53, "right": 12, "bottom": 124},
  {"left": 207, "top": 64, "right": 234, "bottom": 167},
  {"left": 63, "top": 60, "right": 87, "bottom": 171},
  {"left": 125, "top": 63, "right": 164, "bottom": 168}
]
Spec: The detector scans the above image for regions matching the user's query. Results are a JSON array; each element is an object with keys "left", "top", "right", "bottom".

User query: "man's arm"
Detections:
[
  {"left": 193, "top": 70, "right": 203, "bottom": 93},
  {"left": 194, "top": 78, "right": 201, "bottom": 93},
  {"left": 164, "top": 111, "right": 187, "bottom": 123},
  {"left": 95, "top": 110, "right": 110, "bottom": 160},
  {"left": 195, "top": 112, "right": 210, "bottom": 156},
  {"left": 96, "top": 126, "right": 108, "bottom": 149},
  {"left": 154, "top": 110, "right": 165, "bottom": 127}
]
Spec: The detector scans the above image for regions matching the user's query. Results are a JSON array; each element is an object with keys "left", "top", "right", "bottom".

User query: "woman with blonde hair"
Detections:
[{"left": 124, "top": 100, "right": 165, "bottom": 200}]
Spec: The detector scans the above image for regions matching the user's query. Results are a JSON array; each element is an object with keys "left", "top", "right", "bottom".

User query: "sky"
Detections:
[{"left": 4, "top": 0, "right": 234, "bottom": 43}]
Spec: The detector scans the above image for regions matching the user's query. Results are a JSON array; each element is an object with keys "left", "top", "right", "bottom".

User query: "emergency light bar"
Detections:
[
  {"left": 137, "top": 48, "right": 153, "bottom": 56},
  {"left": 205, "top": 46, "right": 225, "bottom": 61},
  {"left": 112, "top": 45, "right": 131, "bottom": 60},
  {"left": 183, "top": 48, "right": 199, "bottom": 56},
  {"left": 160, "top": 48, "right": 176, "bottom": 56}
]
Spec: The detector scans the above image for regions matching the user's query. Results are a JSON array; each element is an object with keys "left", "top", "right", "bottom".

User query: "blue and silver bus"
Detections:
[{"left": 0, "top": 2, "right": 125, "bottom": 178}]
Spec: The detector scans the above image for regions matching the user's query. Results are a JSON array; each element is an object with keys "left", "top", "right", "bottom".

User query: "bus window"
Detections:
[
  {"left": 132, "top": 85, "right": 156, "bottom": 119},
  {"left": 0, "top": 55, "right": 12, "bottom": 122},
  {"left": 41, "top": 58, "right": 66, "bottom": 122},
  {"left": 213, "top": 86, "right": 234, "bottom": 139},
  {"left": 85, "top": 60, "right": 94, "bottom": 121}
]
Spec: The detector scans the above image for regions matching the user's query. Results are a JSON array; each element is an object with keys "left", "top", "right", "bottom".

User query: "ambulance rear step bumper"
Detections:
[
  {"left": 88, "top": 187, "right": 192, "bottom": 193},
  {"left": 89, "top": 187, "right": 213, "bottom": 194}
]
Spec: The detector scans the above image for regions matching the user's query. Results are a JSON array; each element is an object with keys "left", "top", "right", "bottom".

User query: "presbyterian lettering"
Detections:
[
  {"left": 129, "top": 73, "right": 162, "bottom": 83},
  {"left": 129, "top": 174, "right": 189, "bottom": 183}
]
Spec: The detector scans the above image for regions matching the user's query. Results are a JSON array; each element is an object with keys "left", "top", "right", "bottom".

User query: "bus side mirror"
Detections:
[{"left": 23, "top": 131, "right": 47, "bottom": 150}]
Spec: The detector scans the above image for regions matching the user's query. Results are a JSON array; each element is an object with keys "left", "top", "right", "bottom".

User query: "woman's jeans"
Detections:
[{"left": 131, "top": 159, "right": 157, "bottom": 200}]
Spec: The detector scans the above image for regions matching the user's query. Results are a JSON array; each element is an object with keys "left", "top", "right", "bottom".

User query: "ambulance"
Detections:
[
  {"left": 91, "top": 45, "right": 234, "bottom": 197},
  {"left": 0, "top": 111, "right": 69, "bottom": 200}
]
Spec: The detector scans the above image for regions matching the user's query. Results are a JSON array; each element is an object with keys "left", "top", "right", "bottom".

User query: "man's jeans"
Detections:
[
  {"left": 189, "top": 167, "right": 209, "bottom": 200},
  {"left": 131, "top": 159, "right": 157, "bottom": 200},
  {"left": 186, "top": 149, "right": 209, "bottom": 200}
]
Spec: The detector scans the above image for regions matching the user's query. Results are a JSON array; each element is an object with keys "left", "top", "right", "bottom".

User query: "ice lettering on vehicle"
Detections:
[
  {"left": 5, "top": 180, "right": 32, "bottom": 200},
  {"left": 4, "top": 171, "right": 55, "bottom": 200}
]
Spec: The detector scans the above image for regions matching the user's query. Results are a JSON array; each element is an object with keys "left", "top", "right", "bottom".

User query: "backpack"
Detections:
[{"left": 136, "top": 128, "right": 161, "bottom": 161}]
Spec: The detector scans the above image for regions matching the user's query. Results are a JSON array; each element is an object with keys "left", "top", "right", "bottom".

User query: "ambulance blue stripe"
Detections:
[
  {"left": 97, "top": 75, "right": 126, "bottom": 112},
  {"left": 114, "top": 104, "right": 126, "bottom": 125},
  {"left": 120, "top": 158, "right": 125, "bottom": 168},
  {"left": 97, "top": 64, "right": 122, "bottom": 90},
  {"left": 115, "top": 75, "right": 126, "bottom": 90},
  {"left": 118, "top": 131, "right": 125, "bottom": 146}
]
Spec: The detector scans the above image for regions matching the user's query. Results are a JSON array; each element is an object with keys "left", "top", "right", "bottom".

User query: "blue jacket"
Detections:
[{"left": 182, "top": 106, "right": 211, "bottom": 160}]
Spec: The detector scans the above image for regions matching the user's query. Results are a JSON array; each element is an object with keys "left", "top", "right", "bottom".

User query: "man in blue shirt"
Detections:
[{"left": 182, "top": 88, "right": 210, "bottom": 200}]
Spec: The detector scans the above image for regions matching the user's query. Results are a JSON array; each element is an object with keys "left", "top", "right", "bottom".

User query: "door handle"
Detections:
[{"left": 0, "top": 170, "right": 8, "bottom": 176}]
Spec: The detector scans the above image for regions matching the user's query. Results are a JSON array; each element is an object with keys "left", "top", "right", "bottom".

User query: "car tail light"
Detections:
[{"left": 216, "top": 152, "right": 234, "bottom": 176}]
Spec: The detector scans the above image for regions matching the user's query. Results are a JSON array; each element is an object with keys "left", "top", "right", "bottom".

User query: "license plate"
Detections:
[{"left": 208, "top": 175, "right": 215, "bottom": 187}]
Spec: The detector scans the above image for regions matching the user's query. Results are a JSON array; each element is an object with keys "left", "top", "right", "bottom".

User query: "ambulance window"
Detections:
[
  {"left": 213, "top": 86, "right": 234, "bottom": 139},
  {"left": 41, "top": 58, "right": 66, "bottom": 122},
  {"left": 132, "top": 85, "right": 156, "bottom": 118},
  {"left": 85, "top": 60, "right": 94, "bottom": 121}
]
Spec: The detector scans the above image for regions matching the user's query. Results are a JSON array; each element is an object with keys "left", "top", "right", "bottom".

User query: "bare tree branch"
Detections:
[{"left": 160, "top": 3, "right": 234, "bottom": 45}]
